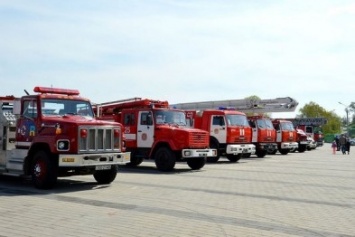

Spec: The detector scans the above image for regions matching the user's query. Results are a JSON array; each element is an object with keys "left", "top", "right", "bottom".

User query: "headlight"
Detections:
[{"left": 57, "top": 140, "right": 69, "bottom": 151}]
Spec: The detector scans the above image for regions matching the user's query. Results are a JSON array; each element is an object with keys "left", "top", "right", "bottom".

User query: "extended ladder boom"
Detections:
[{"left": 170, "top": 97, "right": 298, "bottom": 113}]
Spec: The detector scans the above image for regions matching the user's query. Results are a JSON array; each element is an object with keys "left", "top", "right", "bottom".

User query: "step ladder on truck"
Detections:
[
  {"left": 93, "top": 98, "right": 217, "bottom": 171},
  {"left": 0, "top": 87, "right": 130, "bottom": 189}
]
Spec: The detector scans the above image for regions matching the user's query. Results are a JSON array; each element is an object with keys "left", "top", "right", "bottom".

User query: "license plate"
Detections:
[
  {"left": 242, "top": 148, "right": 248, "bottom": 153},
  {"left": 95, "top": 165, "right": 111, "bottom": 170},
  {"left": 199, "top": 153, "right": 207, "bottom": 157},
  {"left": 124, "top": 153, "right": 131, "bottom": 161}
]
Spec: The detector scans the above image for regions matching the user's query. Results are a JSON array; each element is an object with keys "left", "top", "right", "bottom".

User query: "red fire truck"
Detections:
[
  {"left": 94, "top": 98, "right": 216, "bottom": 171},
  {"left": 269, "top": 119, "right": 298, "bottom": 154},
  {"left": 292, "top": 128, "right": 309, "bottom": 153},
  {"left": 184, "top": 109, "right": 255, "bottom": 162},
  {"left": 247, "top": 116, "right": 277, "bottom": 157},
  {"left": 289, "top": 118, "right": 326, "bottom": 147},
  {"left": 172, "top": 97, "right": 298, "bottom": 157},
  {"left": 0, "top": 87, "right": 130, "bottom": 189}
]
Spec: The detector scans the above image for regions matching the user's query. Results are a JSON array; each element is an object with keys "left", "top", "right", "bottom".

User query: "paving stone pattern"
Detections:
[{"left": 0, "top": 145, "right": 354, "bottom": 237}]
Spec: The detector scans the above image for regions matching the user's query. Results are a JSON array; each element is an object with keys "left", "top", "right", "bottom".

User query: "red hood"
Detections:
[{"left": 43, "top": 115, "right": 119, "bottom": 126}]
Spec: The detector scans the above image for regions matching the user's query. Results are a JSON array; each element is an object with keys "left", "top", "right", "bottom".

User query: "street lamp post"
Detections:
[{"left": 338, "top": 102, "right": 350, "bottom": 132}]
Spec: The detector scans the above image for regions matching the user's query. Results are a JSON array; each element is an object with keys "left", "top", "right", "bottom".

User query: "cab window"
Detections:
[
  {"left": 23, "top": 100, "right": 38, "bottom": 118},
  {"left": 124, "top": 113, "right": 135, "bottom": 125},
  {"left": 140, "top": 112, "right": 153, "bottom": 125}
]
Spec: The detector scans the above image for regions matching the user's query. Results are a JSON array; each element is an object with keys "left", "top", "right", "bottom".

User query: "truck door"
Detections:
[
  {"left": 137, "top": 111, "right": 154, "bottom": 147},
  {"left": 274, "top": 123, "right": 282, "bottom": 142},
  {"left": 16, "top": 99, "right": 38, "bottom": 146},
  {"left": 211, "top": 115, "right": 227, "bottom": 143}
]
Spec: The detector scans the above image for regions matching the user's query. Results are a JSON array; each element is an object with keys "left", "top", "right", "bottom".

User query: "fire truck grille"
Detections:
[
  {"left": 189, "top": 132, "right": 208, "bottom": 147},
  {"left": 231, "top": 136, "right": 243, "bottom": 143},
  {"left": 78, "top": 126, "right": 121, "bottom": 153}
]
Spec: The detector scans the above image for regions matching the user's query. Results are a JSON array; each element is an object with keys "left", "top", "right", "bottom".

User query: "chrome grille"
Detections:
[{"left": 79, "top": 126, "right": 120, "bottom": 153}]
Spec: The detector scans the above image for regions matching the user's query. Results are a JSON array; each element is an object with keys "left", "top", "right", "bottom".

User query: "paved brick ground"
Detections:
[{"left": 0, "top": 145, "right": 355, "bottom": 237}]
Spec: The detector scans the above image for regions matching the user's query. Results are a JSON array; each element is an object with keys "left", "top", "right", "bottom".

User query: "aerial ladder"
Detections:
[{"left": 170, "top": 97, "right": 298, "bottom": 113}]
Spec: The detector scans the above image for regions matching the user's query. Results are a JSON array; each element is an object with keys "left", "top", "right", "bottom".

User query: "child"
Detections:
[{"left": 331, "top": 140, "right": 337, "bottom": 155}]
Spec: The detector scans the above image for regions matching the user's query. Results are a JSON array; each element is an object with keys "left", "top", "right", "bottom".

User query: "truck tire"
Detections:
[
  {"left": 187, "top": 158, "right": 206, "bottom": 170},
  {"left": 267, "top": 149, "right": 277, "bottom": 155},
  {"left": 279, "top": 149, "right": 289, "bottom": 155},
  {"left": 126, "top": 154, "right": 144, "bottom": 167},
  {"left": 31, "top": 150, "right": 58, "bottom": 189},
  {"left": 298, "top": 145, "right": 306, "bottom": 153},
  {"left": 207, "top": 140, "right": 220, "bottom": 163},
  {"left": 154, "top": 147, "right": 176, "bottom": 171},
  {"left": 226, "top": 154, "right": 242, "bottom": 162},
  {"left": 256, "top": 150, "right": 267, "bottom": 158},
  {"left": 93, "top": 165, "right": 118, "bottom": 184}
]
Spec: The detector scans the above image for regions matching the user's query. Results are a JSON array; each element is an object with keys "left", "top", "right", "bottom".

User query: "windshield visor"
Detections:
[
  {"left": 41, "top": 99, "right": 94, "bottom": 118},
  {"left": 280, "top": 122, "right": 295, "bottom": 131},
  {"left": 256, "top": 119, "right": 274, "bottom": 129},
  {"left": 154, "top": 110, "right": 187, "bottom": 126},
  {"left": 226, "top": 114, "right": 249, "bottom": 126}
]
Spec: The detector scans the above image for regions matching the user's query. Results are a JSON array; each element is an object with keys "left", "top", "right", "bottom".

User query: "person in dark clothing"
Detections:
[
  {"left": 335, "top": 135, "right": 340, "bottom": 151},
  {"left": 345, "top": 137, "right": 351, "bottom": 155},
  {"left": 339, "top": 134, "right": 346, "bottom": 154}
]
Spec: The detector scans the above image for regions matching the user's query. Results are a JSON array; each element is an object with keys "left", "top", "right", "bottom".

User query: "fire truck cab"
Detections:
[
  {"left": 247, "top": 116, "right": 277, "bottom": 157},
  {"left": 0, "top": 87, "right": 130, "bottom": 189},
  {"left": 185, "top": 109, "right": 256, "bottom": 162},
  {"left": 292, "top": 129, "right": 309, "bottom": 153},
  {"left": 270, "top": 119, "right": 298, "bottom": 154},
  {"left": 94, "top": 98, "right": 216, "bottom": 171}
]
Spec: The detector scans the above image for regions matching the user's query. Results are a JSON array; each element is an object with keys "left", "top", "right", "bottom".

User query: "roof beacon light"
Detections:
[{"left": 34, "top": 86, "right": 80, "bottom": 96}]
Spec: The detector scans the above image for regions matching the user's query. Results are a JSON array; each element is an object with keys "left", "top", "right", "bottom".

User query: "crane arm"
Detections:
[{"left": 170, "top": 97, "right": 298, "bottom": 113}]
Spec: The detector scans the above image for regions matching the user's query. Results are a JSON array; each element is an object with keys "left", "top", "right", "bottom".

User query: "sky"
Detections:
[{"left": 1, "top": 0, "right": 355, "bottom": 119}]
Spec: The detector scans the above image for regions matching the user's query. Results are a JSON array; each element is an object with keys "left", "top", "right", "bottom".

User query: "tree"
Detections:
[
  {"left": 244, "top": 95, "right": 271, "bottom": 117},
  {"left": 297, "top": 101, "right": 342, "bottom": 135}
]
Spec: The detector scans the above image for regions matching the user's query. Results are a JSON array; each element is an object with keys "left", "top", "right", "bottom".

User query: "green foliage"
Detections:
[
  {"left": 297, "top": 101, "right": 342, "bottom": 135},
  {"left": 244, "top": 95, "right": 271, "bottom": 117},
  {"left": 245, "top": 95, "right": 261, "bottom": 101}
]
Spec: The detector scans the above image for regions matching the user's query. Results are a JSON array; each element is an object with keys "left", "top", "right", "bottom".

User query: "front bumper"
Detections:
[
  {"left": 58, "top": 152, "right": 131, "bottom": 167},
  {"left": 226, "top": 144, "right": 256, "bottom": 155},
  {"left": 181, "top": 149, "right": 217, "bottom": 158},
  {"left": 280, "top": 142, "right": 298, "bottom": 150},
  {"left": 258, "top": 143, "right": 277, "bottom": 151}
]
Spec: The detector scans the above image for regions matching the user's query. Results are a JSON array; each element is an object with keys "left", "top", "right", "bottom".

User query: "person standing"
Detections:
[
  {"left": 335, "top": 135, "right": 340, "bottom": 151},
  {"left": 339, "top": 134, "right": 346, "bottom": 155},
  {"left": 345, "top": 136, "right": 351, "bottom": 155},
  {"left": 331, "top": 140, "right": 337, "bottom": 155}
]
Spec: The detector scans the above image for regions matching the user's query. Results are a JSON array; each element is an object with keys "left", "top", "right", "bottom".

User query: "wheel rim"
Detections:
[{"left": 34, "top": 159, "right": 47, "bottom": 180}]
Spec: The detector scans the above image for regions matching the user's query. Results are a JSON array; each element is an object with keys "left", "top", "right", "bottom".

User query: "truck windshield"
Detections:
[
  {"left": 154, "top": 110, "right": 187, "bottom": 126},
  {"left": 280, "top": 122, "right": 295, "bottom": 131},
  {"left": 257, "top": 119, "right": 274, "bottom": 129},
  {"left": 41, "top": 99, "right": 94, "bottom": 118},
  {"left": 226, "top": 114, "right": 250, "bottom": 126}
]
